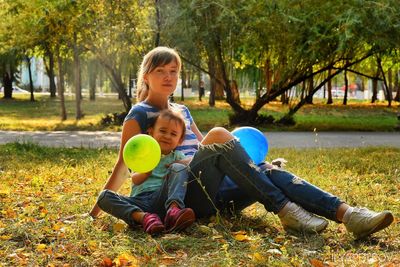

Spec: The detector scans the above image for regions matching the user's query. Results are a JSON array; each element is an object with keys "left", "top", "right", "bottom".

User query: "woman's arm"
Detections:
[
  {"left": 89, "top": 119, "right": 142, "bottom": 218},
  {"left": 190, "top": 121, "right": 204, "bottom": 141}
]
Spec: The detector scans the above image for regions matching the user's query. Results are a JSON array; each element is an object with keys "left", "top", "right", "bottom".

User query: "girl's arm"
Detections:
[
  {"left": 89, "top": 119, "right": 142, "bottom": 218},
  {"left": 131, "top": 172, "right": 151, "bottom": 185}
]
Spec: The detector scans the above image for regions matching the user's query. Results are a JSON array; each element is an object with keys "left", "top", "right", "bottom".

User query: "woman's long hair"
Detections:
[{"left": 137, "top": 47, "right": 182, "bottom": 102}]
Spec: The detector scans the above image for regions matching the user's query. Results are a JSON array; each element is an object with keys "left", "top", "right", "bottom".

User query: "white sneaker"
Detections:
[
  {"left": 344, "top": 207, "right": 394, "bottom": 239},
  {"left": 279, "top": 202, "right": 328, "bottom": 234}
]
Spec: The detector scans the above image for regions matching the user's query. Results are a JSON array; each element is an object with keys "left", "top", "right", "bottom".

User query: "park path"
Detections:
[{"left": 0, "top": 130, "right": 399, "bottom": 149}]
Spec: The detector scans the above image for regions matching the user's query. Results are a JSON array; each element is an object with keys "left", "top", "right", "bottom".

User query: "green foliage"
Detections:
[{"left": 0, "top": 143, "right": 399, "bottom": 265}]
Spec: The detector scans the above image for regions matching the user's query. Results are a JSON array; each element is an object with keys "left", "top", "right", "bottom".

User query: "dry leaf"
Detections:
[
  {"left": 251, "top": 252, "right": 265, "bottom": 262},
  {"left": 88, "top": 240, "right": 97, "bottom": 250},
  {"left": 160, "top": 256, "right": 176, "bottom": 266},
  {"left": 233, "top": 233, "right": 250, "bottom": 242},
  {"left": 0, "top": 235, "right": 12, "bottom": 240},
  {"left": 36, "top": 244, "right": 47, "bottom": 251},
  {"left": 101, "top": 257, "right": 113, "bottom": 267},
  {"left": 113, "top": 222, "right": 126, "bottom": 233},
  {"left": 113, "top": 252, "right": 139, "bottom": 267},
  {"left": 310, "top": 258, "right": 324, "bottom": 267}
]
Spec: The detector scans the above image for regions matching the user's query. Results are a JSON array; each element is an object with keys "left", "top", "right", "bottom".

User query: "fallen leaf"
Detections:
[
  {"left": 310, "top": 258, "right": 324, "bottom": 267},
  {"left": 113, "top": 252, "right": 139, "bottom": 267},
  {"left": 251, "top": 252, "right": 265, "bottom": 262},
  {"left": 88, "top": 240, "right": 97, "bottom": 250},
  {"left": 113, "top": 222, "right": 126, "bottom": 233},
  {"left": 36, "top": 244, "right": 47, "bottom": 251},
  {"left": 0, "top": 235, "right": 12, "bottom": 240},
  {"left": 198, "top": 225, "right": 213, "bottom": 234},
  {"left": 160, "top": 256, "right": 176, "bottom": 266},
  {"left": 233, "top": 233, "right": 250, "bottom": 242},
  {"left": 101, "top": 257, "right": 113, "bottom": 267}
]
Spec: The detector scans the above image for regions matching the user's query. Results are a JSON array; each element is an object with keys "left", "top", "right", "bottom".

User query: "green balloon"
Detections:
[{"left": 123, "top": 134, "right": 161, "bottom": 173}]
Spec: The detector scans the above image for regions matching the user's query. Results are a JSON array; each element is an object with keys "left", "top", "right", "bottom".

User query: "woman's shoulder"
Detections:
[
  {"left": 170, "top": 102, "right": 189, "bottom": 111},
  {"left": 170, "top": 102, "right": 191, "bottom": 115},
  {"left": 125, "top": 102, "right": 159, "bottom": 124},
  {"left": 126, "top": 102, "right": 158, "bottom": 116}
]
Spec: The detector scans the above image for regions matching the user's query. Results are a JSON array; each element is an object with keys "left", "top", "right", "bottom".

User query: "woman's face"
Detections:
[{"left": 144, "top": 61, "right": 179, "bottom": 97}]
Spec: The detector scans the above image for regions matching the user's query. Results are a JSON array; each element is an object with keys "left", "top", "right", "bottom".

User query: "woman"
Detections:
[{"left": 90, "top": 47, "right": 393, "bottom": 239}]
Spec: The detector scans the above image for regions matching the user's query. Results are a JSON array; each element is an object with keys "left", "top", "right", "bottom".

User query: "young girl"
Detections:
[
  {"left": 97, "top": 109, "right": 195, "bottom": 235},
  {"left": 91, "top": 46, "right": 393, "bottom": 239}
]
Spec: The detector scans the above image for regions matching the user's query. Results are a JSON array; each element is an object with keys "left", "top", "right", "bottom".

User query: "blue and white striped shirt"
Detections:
[{"left": 124, "top": 101, "right": 199, "bottom": 156}]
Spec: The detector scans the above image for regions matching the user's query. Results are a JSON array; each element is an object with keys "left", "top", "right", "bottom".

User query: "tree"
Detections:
[{"left": 164, "top": 0, "right": 400, "bottom": 125}]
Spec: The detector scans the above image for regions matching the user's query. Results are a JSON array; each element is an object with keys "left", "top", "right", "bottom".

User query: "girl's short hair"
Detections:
[
  {"left": 137, "top": 47, "right": 182, "bottom": 102},
  {"left": 152, "top": 109, "right": 186, "bottom": 140}
]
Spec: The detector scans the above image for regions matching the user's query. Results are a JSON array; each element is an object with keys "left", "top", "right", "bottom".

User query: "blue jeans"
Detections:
[
  {"left": 97, "top": 163, "right": 189, "bottom": 226},
  {"left": 185, "top": 139, "right": 342, "bottom": 221}
]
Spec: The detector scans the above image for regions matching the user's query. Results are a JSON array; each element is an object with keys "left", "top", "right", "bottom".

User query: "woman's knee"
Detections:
[{"left": 202, "top": 127, "right": 234, "bottom": 145}]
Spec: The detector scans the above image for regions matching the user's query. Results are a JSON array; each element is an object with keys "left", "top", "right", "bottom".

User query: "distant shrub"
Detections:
[{"left": 100, "top": 112, "right": 127, "bottom": 126}]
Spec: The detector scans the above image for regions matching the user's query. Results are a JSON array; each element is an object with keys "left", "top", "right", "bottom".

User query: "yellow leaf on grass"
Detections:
[
  {"left": 0, "top": 189, "right": 10, "bottom": 196},
  {"left": 88, "top": 240, "right": 97, "bottom": 250},
  {"left": 113, "top": 252, "right": 139, "bottom": 267},
  {"left": 36, "top": 244, "right": 47, "bottom": 251},
  {"left": 113, "top": 222, "right": 126, "bottom": 233},
  {"left": 251, "top": 252, "right": 265, "bottom": 262},
  {"left": 1, "top": 208, "right": 16, "bottom": 219},
  {"left": 0, "top": 235, "right": 12, "bottom": 240},
  {"left": 233, "top": 233, "right": 250, "bottom": 242}
]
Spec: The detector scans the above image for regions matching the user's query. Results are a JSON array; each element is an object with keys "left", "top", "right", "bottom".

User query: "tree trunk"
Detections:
[
  {"left": 281, "top": 91, "right": 289, "bottom": 105},
  {"left": 265, "top": 57, "right": 273, "bottom": 97},
  {"left": 100, "top": 61, "right": 131, "bottom": 112},
  {"left": 207, "top": 56, "right": 216, "bottom": 107},
  {"left": 181, "top": 63, "right": 186, "bottom": 101},
  {"left": 327, "top": 68, "right": 333, "bottom": 104},
  {"left": 154, "top": 0, "right": 161, "bottom": 47},
  {"left": 73, "top": 32, "right": 83, "bottom": 120},
  {"left": 230, "top": 80, "right": 240, "bottom": 104},
  {"left": 343, "top": 67, "right": 349, "bottom": 105},
  {"left": 214, "top": 62, "right": 225, "bottom": 100},
  {"left": 88, "top": 59, "right": 97, "bottom": 101},
  {"left": 377, "top": 57, "right": 392, "bottom": 107},
  {"left": 26, "top": 56, "right": 35, "bottom": 102},
  {"left": 2, "top": 71, "right": 13, "bottom": 99},
  {"left": 44, "top": 48, "right": 57, "bottom": 97},
  {"left": 394, "top": 69, "right": 400, "bottom": 102},
  {"left": 305, "top": 70, "right": 313, "bottom": 104},
  {"left": 57, "top": 51, "right": 67, "bottom": 121}
]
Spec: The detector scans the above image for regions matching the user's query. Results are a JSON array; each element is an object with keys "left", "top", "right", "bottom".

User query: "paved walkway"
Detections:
[{"left": 1, "top": 130, "right": 399, "bottom": 149}]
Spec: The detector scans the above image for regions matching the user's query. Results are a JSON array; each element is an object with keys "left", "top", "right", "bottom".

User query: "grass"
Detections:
[
  {"left": 0, "top": 143, "right": 399, "bottom": 266},
  {"left": 0, "top": 94, "right": 399, "bottom": 132}
]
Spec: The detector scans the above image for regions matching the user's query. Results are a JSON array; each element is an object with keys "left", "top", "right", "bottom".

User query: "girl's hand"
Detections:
[
  {"left": 164, "top": 157, "right": 192, "bottom": 168},
  {"left": 174, "top": 157, "right": 192, "bottom": 166}
]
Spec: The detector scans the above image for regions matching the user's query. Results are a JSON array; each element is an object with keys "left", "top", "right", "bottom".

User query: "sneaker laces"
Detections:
[{"left": 290, "top": 205, "right": 314, "bottom": 223}]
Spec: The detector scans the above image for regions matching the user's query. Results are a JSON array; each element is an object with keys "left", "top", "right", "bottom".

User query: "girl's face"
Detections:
[
  {"left": 144, "top": 61, "right": 179, "bottom": 97},
  {"left": 148, "top": 116, "right": 183, "bottom": 155}
]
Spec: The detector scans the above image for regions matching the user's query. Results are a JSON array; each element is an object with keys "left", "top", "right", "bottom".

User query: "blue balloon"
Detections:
[{"left": 232, "top": 127, "right": 268, "bottom": 164}]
